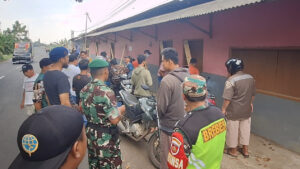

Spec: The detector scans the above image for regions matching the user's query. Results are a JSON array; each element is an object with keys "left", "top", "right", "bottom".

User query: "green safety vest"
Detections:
[
  {"left": 187, "top": 118, "right": 226, "bottom": 169},
  {"left": 176, "top": 106, "right": 226, "bottom": 169}
]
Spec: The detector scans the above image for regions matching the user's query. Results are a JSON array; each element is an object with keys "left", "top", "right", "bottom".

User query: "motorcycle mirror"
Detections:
[{"left": 120, "top": 74, "right": 128, "bottom": 79}]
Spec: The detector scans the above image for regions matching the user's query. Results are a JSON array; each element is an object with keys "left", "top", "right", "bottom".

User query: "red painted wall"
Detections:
[{"left": 88, "top": 0, "right": 300, "bottom": 76}]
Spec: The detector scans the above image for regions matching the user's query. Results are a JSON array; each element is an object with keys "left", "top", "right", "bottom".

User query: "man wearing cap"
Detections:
[
  {"left": 33, "top": 58, "right": 52, "bottom": 111},
  {"left": 80, "top": 59, "right": 126, "bottom": 169},
  {"left": 9, "top": 105, "right": 87, "bottom": 169},
  {"left": 167, "top": 75, "right": 226, "bottom": 169},
  {"left": 44, "top": 47, "right": 72, "bottom": 107},
  {"left": 21, "top": 64, "right": 38, "bottom": 116}
]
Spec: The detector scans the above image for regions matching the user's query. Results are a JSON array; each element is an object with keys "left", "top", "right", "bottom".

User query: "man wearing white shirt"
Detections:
[
  {"left": 20, "top": 64, "right": 38, "bottom": 116},
  {"left": 95, "top": 51, "right": 107, "bottom": 61},
  {"left": 62, "top": 54, "right": 80, "bottom": 104}
]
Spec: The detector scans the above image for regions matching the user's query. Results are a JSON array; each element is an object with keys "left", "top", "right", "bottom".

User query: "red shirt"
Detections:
[
  {"left": 132, "top": 60, "right": 139, "bottom": 68},
  {"left": 189, "top": 65, "right": 199, "bottom": 75}
]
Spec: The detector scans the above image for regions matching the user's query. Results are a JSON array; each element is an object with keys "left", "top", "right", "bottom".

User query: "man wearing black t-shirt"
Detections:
[
  {"left": 44, "top": 47, "right": 72, "bottom": 107},
  {"left": 73, "top": 59, "right": 91, "bottom": 104}
]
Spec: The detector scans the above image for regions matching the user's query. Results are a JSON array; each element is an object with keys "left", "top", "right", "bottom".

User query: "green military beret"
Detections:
[{"left": 88, "top": 59, "right": 109, "bottom": 68}]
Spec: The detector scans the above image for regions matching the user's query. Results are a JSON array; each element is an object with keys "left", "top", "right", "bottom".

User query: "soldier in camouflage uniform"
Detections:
[{"left": 80, "top": 59, "right": 126, "bottom": 169}]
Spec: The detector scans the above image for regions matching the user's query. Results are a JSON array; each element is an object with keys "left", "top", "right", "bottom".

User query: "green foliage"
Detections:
[
  {"left": 0, "top": 54, "right": 13, "bottom": 62},
  {"left": 0, "top": 20, "right": 31, "bottom": 56}
]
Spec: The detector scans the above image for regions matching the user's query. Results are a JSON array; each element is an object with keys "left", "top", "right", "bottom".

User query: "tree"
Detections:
[
  {"left": 10, "top": 21, "right": 30, "bottom": 41},
  {"left": 0, "top": 21, "right": 31, "bottom": 56}
]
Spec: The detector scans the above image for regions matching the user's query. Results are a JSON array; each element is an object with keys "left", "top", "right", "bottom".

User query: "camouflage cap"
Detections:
[
  {"left": 88, "top": 59, "right": 109, "bottom": 69},
  {"left": 183, "top": 75, "right": 207, "bottom": 98}
]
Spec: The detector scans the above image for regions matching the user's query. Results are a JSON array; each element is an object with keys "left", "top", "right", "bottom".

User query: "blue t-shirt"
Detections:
[
  {"left": 127, "top": 63, "right": 134, "bottom": 77},
  {"left": 127, "top": 63, "right": 134, "bottom": 72}
]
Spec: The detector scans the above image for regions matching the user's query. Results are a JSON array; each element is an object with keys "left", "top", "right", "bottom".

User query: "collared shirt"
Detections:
[{"left": 223, "top": 71, "right": 256, "bottom": 120}]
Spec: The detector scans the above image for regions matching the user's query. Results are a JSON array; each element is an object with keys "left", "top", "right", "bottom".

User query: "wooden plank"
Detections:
[
  {"left": 119, "top": 45, "right": 126, "bottom": 65},
  {"left": 160, "top": 41, "right": 164, "bottom": 62},
  {"left": 184, "top": 40, "right": 192, "bottom": 65}
]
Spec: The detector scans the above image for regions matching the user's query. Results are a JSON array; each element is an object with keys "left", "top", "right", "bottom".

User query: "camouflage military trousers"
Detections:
[{"left": 86, "top": 127, "right": 122, "bottom": 169}]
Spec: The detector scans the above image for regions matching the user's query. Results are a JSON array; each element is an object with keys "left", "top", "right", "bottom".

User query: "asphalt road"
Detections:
[{"left": 0, "top": 46, "right": 156, "bottom": 169}]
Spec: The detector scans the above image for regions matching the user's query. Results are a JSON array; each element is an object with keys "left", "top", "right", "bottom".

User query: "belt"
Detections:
[{"left": 86, "top": 123, "right": 119, "bottom": 142}]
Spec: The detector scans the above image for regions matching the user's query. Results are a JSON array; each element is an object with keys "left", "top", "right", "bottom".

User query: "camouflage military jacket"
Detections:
[
  {"left": 110, "top": 65, "right": 129, "bottom": 84},
  {"left": 80, "top": 79, "right": 119, "bottom": 127}
]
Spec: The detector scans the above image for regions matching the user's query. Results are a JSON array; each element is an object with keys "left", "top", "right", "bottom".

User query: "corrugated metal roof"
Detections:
[{"left": 87, "top": 0, "right": 264, "bottom": 37}]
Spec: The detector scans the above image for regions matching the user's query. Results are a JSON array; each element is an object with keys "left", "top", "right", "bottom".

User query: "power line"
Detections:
[{"left": 85, "top": 0, "right": 136, "bottom": 32}]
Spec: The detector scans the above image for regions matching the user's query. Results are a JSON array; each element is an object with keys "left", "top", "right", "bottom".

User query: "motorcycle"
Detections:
[
  {"left": 112, "top": 73, "right": 131, "bottom": 102},
  {"left": 117, "top": 85, "right": 160, "bottom": 168},
  {"left": 120, "top": 74, "right": 133, "bottom": 93}
]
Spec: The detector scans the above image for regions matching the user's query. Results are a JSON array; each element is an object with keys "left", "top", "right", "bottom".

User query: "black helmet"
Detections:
[{"left": 225, "top": 58, "right": 244, "bottom": 75}]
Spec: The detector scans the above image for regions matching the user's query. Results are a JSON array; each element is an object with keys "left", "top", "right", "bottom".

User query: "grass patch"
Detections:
[{"left": 0, "top": 54, "right": 13, "bottom": 62}]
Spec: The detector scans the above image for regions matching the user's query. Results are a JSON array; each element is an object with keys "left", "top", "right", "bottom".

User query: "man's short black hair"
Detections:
[
  {"left": 90, "top": 67, "right": 106, "bottom": 78},
  {"left": 69, "top": 54, "right": 78, "bottom": 62},
  {"left": 144, "top": 50, "right": 152, "bottom": 55},
  {"left": 79, "top": 59, "right": 89, "bottom": 70},
  {"left": 39, "top": 58, "right": 52, "bottom": 69},
  {"left": 100, "top": 51, "right": 107, "bottom": 57},
  {"left": 161, "top": 48, "right": 178, "bottom": 64},
  {"left": 190, "top": 58, "right": 197, "bottom": 64},
  {"left": 110, "top": 58, "right": 117, "bottom": 65},
  {"left": 137, "top": 55, "right": 146, "bottom": 64},
  {"left": 80, "top": 51, "right": 87, "bottom": 55}
]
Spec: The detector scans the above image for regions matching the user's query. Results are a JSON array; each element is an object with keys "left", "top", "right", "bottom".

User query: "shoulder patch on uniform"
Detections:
[
  {"left": 167, "top": 132, "right": 188, "bottom": 169},
  {"left": 225, "top": 81, "right": 233, "bottom": 89},
  {"left": 171, "top": 136, "right": 182, "bottom": 155}
]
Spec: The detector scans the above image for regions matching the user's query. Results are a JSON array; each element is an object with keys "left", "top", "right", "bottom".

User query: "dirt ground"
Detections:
[{"left": 221, "top": 134, "right": 300, "bottom": 169}]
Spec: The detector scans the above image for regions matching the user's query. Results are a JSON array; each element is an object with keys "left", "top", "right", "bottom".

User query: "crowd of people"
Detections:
[{"left": 10, "top": 46, "right": 255, "bottom": 169}]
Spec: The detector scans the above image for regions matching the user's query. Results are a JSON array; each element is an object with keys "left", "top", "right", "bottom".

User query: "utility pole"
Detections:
[
  {"left": 71, "top": 30, "right": 74, "bottom": 50},
  {"left": 84, "top": 12, "right": 91, "bottom": 51}
]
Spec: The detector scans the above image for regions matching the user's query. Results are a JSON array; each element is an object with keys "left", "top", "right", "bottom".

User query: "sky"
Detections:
[{"left": 0, "top": 0, "right": 172, "bottom": 44}]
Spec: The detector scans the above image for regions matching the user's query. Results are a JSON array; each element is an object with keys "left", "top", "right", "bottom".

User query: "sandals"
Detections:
[
  {"left": 238, "top": 147, "right": 249, "bottom": 158},
  {"left": 224, "top": 149, "right": 238, "bottom": 157}
]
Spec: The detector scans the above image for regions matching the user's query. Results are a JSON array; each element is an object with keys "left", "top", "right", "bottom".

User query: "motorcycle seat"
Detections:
[{"left": 120, "top": 90, "right": 139, "bottom": 109}]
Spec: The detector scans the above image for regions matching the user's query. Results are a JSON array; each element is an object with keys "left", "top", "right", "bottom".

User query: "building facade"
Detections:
[{"left": 75, "top": 0, "right": 300, "bottom": 153}]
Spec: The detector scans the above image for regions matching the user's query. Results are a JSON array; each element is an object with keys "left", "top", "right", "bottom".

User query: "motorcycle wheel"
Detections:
[{"left": 148, "top": 132, "right": 160, "bottom": 169}]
